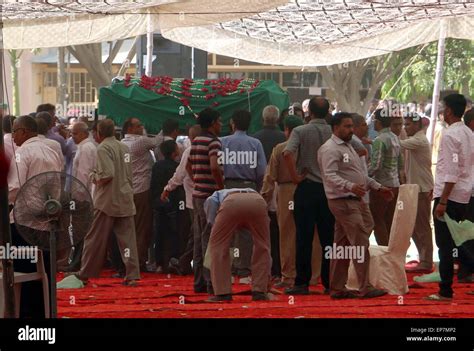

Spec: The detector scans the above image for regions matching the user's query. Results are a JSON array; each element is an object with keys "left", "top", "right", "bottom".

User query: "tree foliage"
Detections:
[{"left": 382, "top": 39, "right": 474, "bottom": 103}]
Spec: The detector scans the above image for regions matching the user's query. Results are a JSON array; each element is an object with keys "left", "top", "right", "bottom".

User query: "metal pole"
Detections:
[
  {"left": 0, "top": 20, "right": 17, "bottom": 319},
  {"left": 191, "top": 47, "right": 195, "bottom": 79},
  {"left": 145, "top": 12, "right": 153, "bottom": 77},
  {"left": 428, "top": 20, "right": 447, "bottom": 147}
]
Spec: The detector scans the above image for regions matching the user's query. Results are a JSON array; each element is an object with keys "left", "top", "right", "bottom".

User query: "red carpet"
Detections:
[{"left": 57, "top": 271, "right": 474, "bottom": 318}]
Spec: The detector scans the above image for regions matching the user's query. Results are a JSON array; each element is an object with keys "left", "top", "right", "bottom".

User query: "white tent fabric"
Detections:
[
  {"left": 0, "top": 0, "right": 288, "bottom": 49},
  {"left": 162, "top": 0, "right": 474, "bottom": 66}
]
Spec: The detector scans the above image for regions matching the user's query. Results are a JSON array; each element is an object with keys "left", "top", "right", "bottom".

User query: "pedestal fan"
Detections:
[{"left": 13, "top": 171, "right": 93, "bottom": 318}]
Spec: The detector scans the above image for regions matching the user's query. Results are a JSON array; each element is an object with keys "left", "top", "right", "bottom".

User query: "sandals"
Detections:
[{"left": 424, "top": 294, "right": 452, "bottom": 301}]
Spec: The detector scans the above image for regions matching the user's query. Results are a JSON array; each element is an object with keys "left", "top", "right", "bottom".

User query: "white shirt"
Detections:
[
  {"left": 164, "top": 146, "right": 194, "bottom": 209},
  {"left": 38, "top": 134, "right": 64, "bottom": 170},
  {"left": 399, "top": 130, "right": 434, "bottom": 193},
  {"left": 352, "top": 134, "right": 370, "bottom": 203},
  {"left": 8, "top": 137, "right": 63, "bottom": 225},
  {"left": 3, "top": 133, "right": 16, "bottom": 162},
  {"left": 434, "top": 121, "right": 474, "bottom": 204},
  {"left": 73, "top": 138, "right": 97, "bottom": 193},
  {"left": 121, "top": 134, "right": 157, "bottom": 194}
]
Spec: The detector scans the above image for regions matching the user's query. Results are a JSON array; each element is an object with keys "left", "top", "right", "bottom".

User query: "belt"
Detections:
[
  {"left": 225, "top": 178, "right": 256, "bottom": 183},
  {"left": 227, "top": 189, "right": 255, "bottom": 196}
]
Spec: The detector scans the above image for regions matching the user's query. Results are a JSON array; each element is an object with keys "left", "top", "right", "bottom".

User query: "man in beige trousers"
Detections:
[
  {"left": 261, "top": 115, "right": 322, "bottom": 289},
  {"left": 204, "top": 189, "right": 272, "bottom": 302},
  {"left": 401, "top": 114, "right": 434, "bottom": 273},
  {"left": 76, "top": 119, "right": 140, "bottom": 286}
]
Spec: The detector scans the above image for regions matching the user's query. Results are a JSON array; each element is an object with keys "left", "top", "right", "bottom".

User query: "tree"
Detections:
[
  {"left": 381, "top": 39, "right": 474, "bottom": 103},
  {"left": 8, "top": 50, "right": 22, "bottom": 116},
  {"left": 66, "top": 40, "right": 125, "bottom": 89},
  {"left": 318, "top": 47, "right": 420, "bottom": 115}
]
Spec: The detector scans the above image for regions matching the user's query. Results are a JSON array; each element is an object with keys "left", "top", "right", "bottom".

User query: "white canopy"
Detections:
[
  {"left": 162, "top": 0, "right": 474, "bottom": 66},
  {"left": 0, "top": 0, "right": 288, "bottom": 49}
]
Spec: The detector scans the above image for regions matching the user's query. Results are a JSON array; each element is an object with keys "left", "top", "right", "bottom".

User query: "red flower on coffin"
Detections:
[
  {"left": 201, "top": 88, "right": 209, "bottom": 93},
  {"left": 182, "top": 91, "right": 193, "bottom": 98},
  {"left": 205, "top": 94, "right": 216, "bottom": 100},
  {"left": 180, "top": 98, "right": 190, "bottom": 107},
  {"left": 212, "top": 101, "right": 220, "bottom": 107}
]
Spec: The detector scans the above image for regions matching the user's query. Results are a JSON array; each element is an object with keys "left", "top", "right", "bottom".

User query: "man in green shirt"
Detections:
[{"left": 77, "top": 119, "right": 140, "bottom": 286}]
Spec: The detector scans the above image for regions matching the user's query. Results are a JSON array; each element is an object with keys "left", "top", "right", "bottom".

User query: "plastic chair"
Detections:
[
  {"left": 0, "top": 248, "right": 50, "bottom": 318},
  {"left": 347, "top": 184, "right": 420, "bottom": 295}
]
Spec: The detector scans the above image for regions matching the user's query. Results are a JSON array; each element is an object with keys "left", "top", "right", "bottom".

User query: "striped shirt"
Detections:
[{"left": 190, "top": 131, "right": 222, "bottom": 199}]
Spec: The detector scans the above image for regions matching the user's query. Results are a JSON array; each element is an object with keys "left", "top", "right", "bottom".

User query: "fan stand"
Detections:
[
  {"left": 45, "top": 198, "right": 62, "bottom": 319},
  {"left": 49, "top": 225, "right": 58, "bottom": 319}
]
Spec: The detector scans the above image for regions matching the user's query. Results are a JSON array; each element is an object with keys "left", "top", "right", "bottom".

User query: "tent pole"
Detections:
[
  {"left": 428, "top": 20, "right": 447, "bottom": 147},
  {"left": 0, "top": 24, "right": 17, "bottom": 318},
  {"left": 191, "top": 47, "right": 195, "bottom": 79},
  {"left": 145, "top": 11, "right": 154, "bottom": 77}
]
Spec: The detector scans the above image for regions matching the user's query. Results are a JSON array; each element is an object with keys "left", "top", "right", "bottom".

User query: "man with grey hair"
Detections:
[
  {"left": 253, "top": 105, "right": 286, "bottom": 281},
  {"left": 73, "top": 119, "right": 140, "bottom": 286},
  {"left": 64, "top": 121, "right": 98, "bottom": 272}
]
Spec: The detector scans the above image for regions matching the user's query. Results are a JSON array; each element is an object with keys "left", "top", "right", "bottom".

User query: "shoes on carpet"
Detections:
[
  {"left": 274, "top": 281, "right": 293, "bottom": 289},
  {"left": 466, "top": 291, "right": 474, "bottom": 295},
  {"left": 122, "top": 280, "right": 138, "bottom": 287},
  {"left": 405, "top": 264, "right": 433, "bottom": 274},
  {"left": 206, "top": 294, "right": 232, "bottom": 302},
  {"left": 359, "top": 288, "right": 387, "bottom": 299},
  {"left": 285, "top": 285, "right": 309, "bottom": 295},
  {"left": 112, "top": 272, "right": 125, "bottom": 279},
  {"left": 425, "top": 294, "right": 452, "bottom": 301},
  {"left": 252, "top": 291, "right": 271, "bottom": 301},
  {"left": 330, "top": 290, "right": 359, "bottom": 299},
  {"left": 194, "top": 286, "right": 208, "bottom": 293}
]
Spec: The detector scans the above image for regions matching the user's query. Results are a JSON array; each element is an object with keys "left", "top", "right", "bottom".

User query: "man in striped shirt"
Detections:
[{"left": 187, "top": 108, "right": 224, "bottom": 294}]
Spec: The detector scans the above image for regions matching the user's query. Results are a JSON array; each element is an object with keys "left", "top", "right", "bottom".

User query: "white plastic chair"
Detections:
[
  {"left": 0, "top": 248, "right": 50, "bottom": 318},
  {"left": 347, "top": 184, "right": 420, "bottom": 295}
]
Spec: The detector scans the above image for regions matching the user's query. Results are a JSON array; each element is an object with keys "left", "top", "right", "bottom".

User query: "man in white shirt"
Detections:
[
  {"left": 8, "top": 115, "right": 62, "bottom": 317},
  {"left": 464, "top": 109, "right": 474, "bottom": 223},
  {"left": 35, "top": 117, "right": 64, "bottom": 170},
  {"left": 8, "top": 116, "right": 62, "bottom": 205},
  {"left": 3, "top": 115, "right": 16, "bottom": 162},
  {"left": 71, "top": 122, "right": 97, "bottom": 193},
  {"left": 427, "top": 94, "right": 474, "bottom": 301},
  {"left": 121, "top": 117, "right": 159, "bottom": 270},
  {"left": 401, "top": 114, "right": 434, "bottom": 273},
  {"left": 62, "top": 121, "right": 98, "bottom": 272}
]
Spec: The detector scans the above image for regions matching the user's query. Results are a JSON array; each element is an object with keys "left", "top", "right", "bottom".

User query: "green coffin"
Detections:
[{"left": 98, "top": 77, "right": 289, "bottom": 135}]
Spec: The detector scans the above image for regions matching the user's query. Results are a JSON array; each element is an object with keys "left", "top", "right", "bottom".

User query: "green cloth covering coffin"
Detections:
[{"left": 98, "top": 76, "right": 290, "bottom": 135}]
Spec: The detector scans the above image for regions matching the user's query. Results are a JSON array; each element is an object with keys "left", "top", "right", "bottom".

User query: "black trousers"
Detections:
[
  {"left": 433, "top": 197, "right": 472, "bottom": 298},
  {"left": 293, "top": 180, "right": 334, "bottom": 288},
  {"left": 177, "top": 209, "right": 194, "bottom": 274},
  {"left": 154, "top": 208, "right": 179, "bottom": 269}
]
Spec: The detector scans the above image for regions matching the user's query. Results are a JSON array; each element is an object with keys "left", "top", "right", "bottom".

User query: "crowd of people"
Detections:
[{"left": 2, "top": 93, "right": 473, "bottom": 314}]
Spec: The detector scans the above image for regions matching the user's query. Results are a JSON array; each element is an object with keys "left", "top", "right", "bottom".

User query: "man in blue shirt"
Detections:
[
  {"left": 204, "top": 189, "right": 271, "bottom": 302},
  {"left": 220, "top": 110, "right": 267, "bottom": 282}
]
